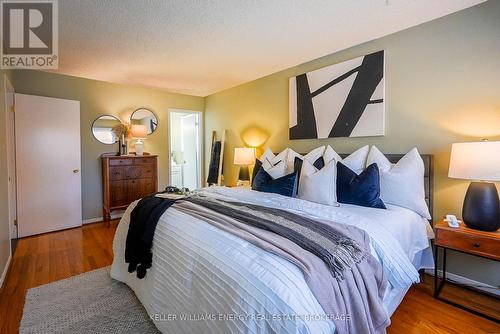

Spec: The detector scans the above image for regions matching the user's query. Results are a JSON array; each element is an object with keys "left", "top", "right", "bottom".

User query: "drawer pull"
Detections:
[{"left": 473, "top": 242, "right": 481, "bottom": 248}]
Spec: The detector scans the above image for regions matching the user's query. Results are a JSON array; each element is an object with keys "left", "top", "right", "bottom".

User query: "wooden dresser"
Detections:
[{"left": 101, "top": 154, "right": 158, "bottom": 222}]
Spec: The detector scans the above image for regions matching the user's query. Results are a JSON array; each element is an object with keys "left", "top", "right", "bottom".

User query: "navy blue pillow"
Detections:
[
  {"left": 336, "top": 162, "right": 386, "bottom": 209},
  {"left": 252, "top": 168, "right": 298, "bottom": 197},
  {"left": 251, "top": 158, "right": 262, "bottom": 186}
]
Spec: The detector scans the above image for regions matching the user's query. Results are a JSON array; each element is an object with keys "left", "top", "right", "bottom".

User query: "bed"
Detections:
[{"left": 111, "top": 153, "right": 434, "bottom": 334}]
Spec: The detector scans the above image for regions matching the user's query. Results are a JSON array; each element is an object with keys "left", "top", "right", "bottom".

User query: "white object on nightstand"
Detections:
[{"left": 444, "top": 214, "right": 461, "bottom": 228}]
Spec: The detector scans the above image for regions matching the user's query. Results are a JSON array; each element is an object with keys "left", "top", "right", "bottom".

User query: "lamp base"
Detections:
[
  {"left": 238, "top": 166, "right": 249, "bottom": 182},
  {"left": 462, "top": 182, "right": 500, "bottom": 231},
  {"left": 135, "top": 141, "right": 144, "bottom": 156}
]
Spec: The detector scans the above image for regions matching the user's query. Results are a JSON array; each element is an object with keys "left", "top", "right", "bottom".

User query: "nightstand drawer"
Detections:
[{"left": 435, "top": 228, "right": 500, "bottom": 260}]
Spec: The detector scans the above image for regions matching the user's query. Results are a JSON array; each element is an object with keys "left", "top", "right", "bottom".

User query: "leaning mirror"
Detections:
[
  {"left": 92, "top": 115, "right": 122, "bottom": 144},
  {"left": 130, "top": 108, "right": 158, "bottom": 135}
]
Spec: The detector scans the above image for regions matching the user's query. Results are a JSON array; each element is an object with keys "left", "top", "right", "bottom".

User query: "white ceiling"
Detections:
[{"left": 55, "top": 0, "right": 485, "bottom": 96}]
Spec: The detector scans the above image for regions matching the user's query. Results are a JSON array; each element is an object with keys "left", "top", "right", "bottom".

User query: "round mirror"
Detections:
[
  {"left": 92, "top": 115, "right": 122, "bottom": 144},
  {"left": 130, "top": 108, "right": 158, "bottom": 135}
]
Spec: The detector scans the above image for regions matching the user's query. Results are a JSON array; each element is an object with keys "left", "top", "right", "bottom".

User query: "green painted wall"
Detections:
[
  {"left": 205, "top": 1, "right": 500, "bottom": 286},
  {"left": 10, "top": 70, "right": 204, "bottom": 220}
]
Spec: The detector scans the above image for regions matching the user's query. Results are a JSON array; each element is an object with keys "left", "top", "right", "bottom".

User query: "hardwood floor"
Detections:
[
  {"left": 0, "top": 222, "right": 117, "bottom": 334},
  {"left": 390, "top": 275, "right": 499, "bottom": 333},
  {"left": 0, "top": 222, "right": 498, "bottom": 334}
]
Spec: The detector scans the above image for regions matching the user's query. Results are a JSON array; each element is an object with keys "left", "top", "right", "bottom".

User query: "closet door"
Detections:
[{"left": 15, "top": 94, "right": 81, "bottom": 237}]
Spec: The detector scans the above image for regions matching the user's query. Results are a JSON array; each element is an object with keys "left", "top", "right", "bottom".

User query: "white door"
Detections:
[
  {"left": 180, "top": 114, "right": 200, "bottom": 190},
  {"left": 4, "top": 76, "right": 16, "bottom": 239},
  {"left": 15, "top": 94, "right": 82, "bottom": 237}
]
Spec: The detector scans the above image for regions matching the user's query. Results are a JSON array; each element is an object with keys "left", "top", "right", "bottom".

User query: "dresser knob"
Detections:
[{"left": 473, "top": 242, "right": 480, "bottom": 248}]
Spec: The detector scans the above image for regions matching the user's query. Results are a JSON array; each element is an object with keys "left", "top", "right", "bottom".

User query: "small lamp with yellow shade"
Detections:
[
  {"left": 130, "top": 124, "right": 148, "bottom": 156},
  {"left": 234, "top": 147, "right": 256, "bottom": 186}
]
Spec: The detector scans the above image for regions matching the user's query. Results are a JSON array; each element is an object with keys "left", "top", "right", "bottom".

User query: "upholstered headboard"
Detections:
[{"left": 339, "top": 153, "right": 434, "bottom": 220}]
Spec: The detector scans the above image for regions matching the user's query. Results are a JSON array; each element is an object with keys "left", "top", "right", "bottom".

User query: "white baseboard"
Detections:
[
  {"left": 82, "top": 212, "right": 123, "bottom": 225},
  {"left": 425, "top": 268, "right": 500, "bottom": 297},
  {"left": 0, "top": 253, "right": 12, "bottom": 290}
]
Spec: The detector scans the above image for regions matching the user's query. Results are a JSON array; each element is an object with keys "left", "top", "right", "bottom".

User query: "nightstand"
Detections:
[{"left": 434, "top": 219, "right": 500, "bottom": 323}]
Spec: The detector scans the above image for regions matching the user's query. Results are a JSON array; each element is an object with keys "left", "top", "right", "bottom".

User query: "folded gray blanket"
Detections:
[{"left": 175, "top": 195, "right": 389, "bottom": 334}]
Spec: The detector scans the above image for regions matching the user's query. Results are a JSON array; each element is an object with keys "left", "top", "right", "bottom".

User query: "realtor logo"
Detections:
[{"left": 1, "top": 0, "right": 58, "bottom": 68}]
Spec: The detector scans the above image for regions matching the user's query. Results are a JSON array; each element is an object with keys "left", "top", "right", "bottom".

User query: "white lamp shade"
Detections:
[
  {"left": 233, "top": 147, "right": 255, "bottom": 165},
  {"left": 449, "top": 141, "right": 500, "bottom": 181},
  {"left": 130, "top": 124, "right": 148, "bottom": 139}
]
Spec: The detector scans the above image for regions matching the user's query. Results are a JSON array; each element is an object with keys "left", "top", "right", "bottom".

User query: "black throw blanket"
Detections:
[{"left": 125, "top": 194, "right": 178, "bottom": 278}]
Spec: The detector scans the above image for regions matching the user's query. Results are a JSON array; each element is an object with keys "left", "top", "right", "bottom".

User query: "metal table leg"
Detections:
[{"left": 433, "top": 245, "right": 499, "bottom": 323}]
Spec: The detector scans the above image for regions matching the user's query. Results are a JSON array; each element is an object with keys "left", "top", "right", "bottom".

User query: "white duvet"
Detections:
[{"left": 111, "top": 187, "right": 433, "bottom": 334}]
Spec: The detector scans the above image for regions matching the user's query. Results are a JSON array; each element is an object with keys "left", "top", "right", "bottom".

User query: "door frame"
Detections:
[
  {"left": 167, "top": 109, "right": 204, "bottom": 189},
  {"left": 4, "top": 75, "right": 16, "bottom": 240}
]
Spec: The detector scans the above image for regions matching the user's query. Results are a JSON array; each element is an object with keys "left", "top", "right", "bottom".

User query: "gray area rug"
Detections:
[{"left": 20, "top": 267, "right": 160, "bottom": 334}]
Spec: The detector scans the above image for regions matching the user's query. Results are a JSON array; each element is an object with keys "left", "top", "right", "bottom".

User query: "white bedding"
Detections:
[{"left": 111, "top": 187, "right": 433, "bottom": 334}]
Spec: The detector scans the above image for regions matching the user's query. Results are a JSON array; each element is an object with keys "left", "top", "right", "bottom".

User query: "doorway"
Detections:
[{"left": 168, "top": 110, "right": 202, "bottom": 191}]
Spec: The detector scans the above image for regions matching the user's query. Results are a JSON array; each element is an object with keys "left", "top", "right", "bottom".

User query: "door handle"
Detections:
[{"left": 73, "top": 169, "right": 79, "bottom": 173}]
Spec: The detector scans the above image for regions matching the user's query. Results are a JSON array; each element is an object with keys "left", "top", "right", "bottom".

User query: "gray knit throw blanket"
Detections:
[{"left": 186, "top": 195, "right": 368, "bottom": 280}]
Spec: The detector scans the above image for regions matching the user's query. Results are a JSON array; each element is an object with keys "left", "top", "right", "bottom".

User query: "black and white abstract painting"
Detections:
[{"left": 289, "top": 50, "right": 385, "bottom": 139}]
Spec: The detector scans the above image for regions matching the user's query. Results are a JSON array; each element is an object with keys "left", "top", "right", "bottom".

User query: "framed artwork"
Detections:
[{"left": 289, "top": 50, "right": 385, "bottom": 139}]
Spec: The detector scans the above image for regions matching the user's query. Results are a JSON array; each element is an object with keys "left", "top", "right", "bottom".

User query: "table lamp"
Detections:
[
  {"left": 130, "top": 124, "right": 148, "bottom": 156},
  {"left": 448, "top": 141, "right": 500, "bottom": 231},
  {"left": 233, "top": 147, "right": 256, "bottom": 186}
]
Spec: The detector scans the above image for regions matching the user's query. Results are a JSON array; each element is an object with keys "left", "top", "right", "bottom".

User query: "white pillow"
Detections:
[
  {"left": 262, "top": 159, "right": 287, "bottom": 179},
  {"left": 298, "top": 159, "right": 338, "bottom": 206},
  {"left": 259, "top": 148, "right": 302, "bottom": 175},
  {"left": 259, "top": 148, "right": 275, "bottom": 163},
  {"left": 303, "top": 146, "right": 326, "bottom": 164},
  {"left": 283, "top": 148, "right": 303, "bottom": 173},
  {"left": 324, "top": 145, "right": 369, "bottom": 174},
  {"left": 366, "top": 146, "right": 431, "bottom": 219},
  {"left": 324, "top": 145, "right": 341, "bottom": 164}
]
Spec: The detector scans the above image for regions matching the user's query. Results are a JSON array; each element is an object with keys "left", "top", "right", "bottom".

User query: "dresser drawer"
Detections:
[
  {"left": 109, "top": 167, "right": 126, "bottom": 181},
  {"left": 134, "top": 157, "right": 156, "bottom": 165},
  {"left": 124, "top": 179, "right": 156, "bottom": 201},
  {"left": 109, "top": 158, "right": 133, "bottom": 166},
  {"left": 435, "top": 228, "right": 500, "bottom": 260},
  {"left": 109, "top": 180, "right": 128, "bottom": 207},
  {"left": 125, "top": 166, "right": 154, "bottom": 179},
  {"left": 139, "top": 179, "right": 156, "bottom": 197}
]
